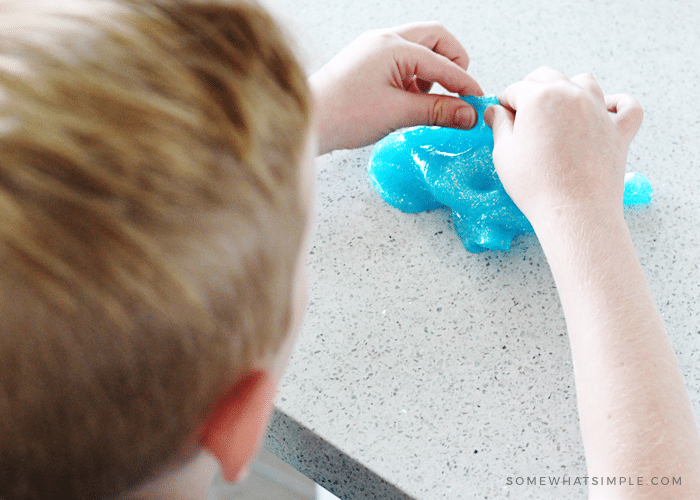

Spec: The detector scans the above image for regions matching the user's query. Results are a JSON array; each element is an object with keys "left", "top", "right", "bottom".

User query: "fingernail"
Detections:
[
  {"left": 483, "top": 106, "right": 494, "bottom": 128},
  {"left": 455, "top": 106, "right": 477, "bottom": 129}
]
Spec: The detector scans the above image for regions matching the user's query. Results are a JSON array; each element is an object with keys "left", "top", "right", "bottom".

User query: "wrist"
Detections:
[
  {"left": 533, "top": 204, "right": 634, "bottom": 298},
  {"left": 308, "top": 71, "right": 338, "bottom": 155},
  {"left": 531, "top": 203, "right": 627, "bottom": 256},
  {"left": 533, "top": 204, "right": 647, "bottom": 334}
]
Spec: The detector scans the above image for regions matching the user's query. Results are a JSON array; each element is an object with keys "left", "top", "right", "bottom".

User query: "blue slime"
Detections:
[{"left": 368, "top": 95, "right": 653, "bottom": 253}]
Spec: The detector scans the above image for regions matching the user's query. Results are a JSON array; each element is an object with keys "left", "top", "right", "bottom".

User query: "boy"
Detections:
[{"left": 0, "top": 2, "right": 697, "bottom": 500}]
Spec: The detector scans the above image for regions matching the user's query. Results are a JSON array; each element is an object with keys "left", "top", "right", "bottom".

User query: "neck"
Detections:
[{"left": 121, "top": 451, "right": 220, "bottom": 500}]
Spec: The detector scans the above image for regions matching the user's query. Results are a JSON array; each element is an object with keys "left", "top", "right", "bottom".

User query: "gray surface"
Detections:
[
  {"left": 264, "top": 0, "right": 700, "bottom": 499},
  {"left": 265, "top": 409, "right": 413, "bottom": 500},
  {"left": 210, "top": 447, "right": 317, "bottom": 500}
]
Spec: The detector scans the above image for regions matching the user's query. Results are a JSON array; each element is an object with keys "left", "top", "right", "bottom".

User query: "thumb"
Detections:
[
  {"left": 484, "top": 104, "right": 515, "bottom": 181},
  {"left": 484, "top": 104, "right": 514, "bottom": 142},
  {"left": 400, "top": 93, "right": 478, "bottom": 130}
]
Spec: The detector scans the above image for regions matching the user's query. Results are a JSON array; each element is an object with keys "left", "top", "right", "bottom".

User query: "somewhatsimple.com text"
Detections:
[{"left": 506, "top": 476, "right": 681, "bottom": 486}]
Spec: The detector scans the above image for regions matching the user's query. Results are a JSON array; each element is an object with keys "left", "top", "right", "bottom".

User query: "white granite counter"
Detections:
[{"left": 263, "top": 0, "right": 700, "bottom": 498}]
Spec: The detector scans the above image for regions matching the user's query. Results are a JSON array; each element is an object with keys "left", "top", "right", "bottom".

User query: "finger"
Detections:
[
  {"left": 397, "top": 92, "right": 478, "bottom": 130},
  {"left": 395, "top": 42, "right": 483, "bottom": 96},
  {"left": 484, "top": 104, "right": 514, "bottom": 139},
  {"left": 484, "top": 105, "right": 515, "bottom": 176},
  {"left": 498, "top": 80, "right": 540, "bottom": 113},
  {"left": 391, "top": 21, "right": 471, "bottom": 72},
  {"left": 571, "top": 73, "right": 605, "bottom": 103},
  {"left": 605, "top": 93, "right": 644, "bottom": 143},
  {"left": 522, "top": 66, "right": 569, "bottom": 84}
]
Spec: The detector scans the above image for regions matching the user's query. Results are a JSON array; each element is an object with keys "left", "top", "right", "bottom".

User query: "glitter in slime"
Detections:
[{"left": 368, "top": 95, "right": 653, "bottom": 253}]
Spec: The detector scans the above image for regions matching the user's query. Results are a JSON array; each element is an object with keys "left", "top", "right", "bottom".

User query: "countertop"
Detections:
[{"left": 262, "top": 0, "right": 700, "bottom": 498}]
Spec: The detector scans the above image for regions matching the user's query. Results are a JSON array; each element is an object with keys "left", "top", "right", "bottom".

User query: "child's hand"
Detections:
[
  {"left": 486, "top": 70, "right": 700, "bottom": 495},
  {"left": 310, "top": 22, "right": 483, "bottom": 155},
  {"left": 484, "top": 67, "right": 643, "bottom": 231}
]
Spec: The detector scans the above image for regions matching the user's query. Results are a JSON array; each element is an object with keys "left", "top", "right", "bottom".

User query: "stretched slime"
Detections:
[{"left": 368, "top": 95, "right": 653, "bottom": 253}]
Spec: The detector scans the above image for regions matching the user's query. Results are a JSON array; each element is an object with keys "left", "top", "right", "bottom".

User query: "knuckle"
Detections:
[
  {"left": 416, "top": 20, "right": 444, "bottom": 32},
  {"left": 375, "top": 31, "right": 402, "bottom": 46},
  {"left": 531, "top": 86, "right": 560, "bottom": 105},
  {"left": 429, "top": 99, "right": 447, "bottom": 126},
  {"left": 568, "top": 84, "right": 588, "bottom": 100},
  {"left": 361, "top": 28, "right": 395, "bottom": 44},
  {"left": 573, "top": 73, "right": 603, "bottom": 94},
  {"left": 532, "top": 84, "right": 585, "bottom": 112}
]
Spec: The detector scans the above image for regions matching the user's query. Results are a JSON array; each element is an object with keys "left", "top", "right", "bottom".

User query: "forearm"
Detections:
[{"left": 536, "top": 208, "right": 700, "bottom": 499}]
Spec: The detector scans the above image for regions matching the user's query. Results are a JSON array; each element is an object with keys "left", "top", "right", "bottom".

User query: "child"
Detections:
[{"left": 0, "top": 1, "right": 697, "bottom": 499}]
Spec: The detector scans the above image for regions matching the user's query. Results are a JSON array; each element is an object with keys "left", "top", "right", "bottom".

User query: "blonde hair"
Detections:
[{"left": 0, "top": 0, "right": 311, "bottom": 498}]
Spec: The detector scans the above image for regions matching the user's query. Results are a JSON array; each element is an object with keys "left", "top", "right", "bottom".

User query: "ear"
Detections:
[{"left": 200, "top": 371, "right": 277, "bottom": 483}]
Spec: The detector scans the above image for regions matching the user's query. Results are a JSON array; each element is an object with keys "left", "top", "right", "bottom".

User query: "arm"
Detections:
[
  {"left": 309, "top": 22, "right": 483, "bottom": 155},
  {"left": 541, "top": 193, "right": 700, "bottom": 500},
  {"left": 486, "top": 68, "right": 700, "bottom": 499}
]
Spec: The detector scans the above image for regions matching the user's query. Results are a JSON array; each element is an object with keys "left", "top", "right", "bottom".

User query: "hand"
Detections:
[
  {"left": 484, "top": 67, "right": 643, "bottom": 230},
  {"left": 310, "top": 22, "right": 483, "bottom": 155}
]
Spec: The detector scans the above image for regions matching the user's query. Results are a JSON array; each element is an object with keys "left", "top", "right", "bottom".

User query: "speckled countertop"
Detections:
[{"left": 262, "top": 1, "right": 700, "bottom": 499}]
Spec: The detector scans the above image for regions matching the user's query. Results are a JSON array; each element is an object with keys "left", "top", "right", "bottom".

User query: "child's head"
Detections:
[{"left": 0, "top": 0, "right": 312, "bottom": 498}]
